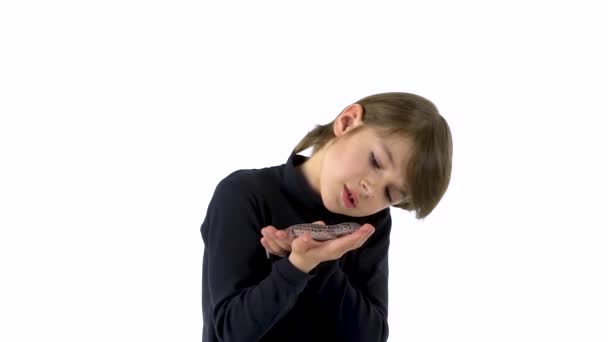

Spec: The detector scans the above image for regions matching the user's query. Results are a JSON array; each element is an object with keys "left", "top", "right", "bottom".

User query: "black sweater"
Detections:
[{"left": 200, "top": 152, "right": 392, "bottom": 342}]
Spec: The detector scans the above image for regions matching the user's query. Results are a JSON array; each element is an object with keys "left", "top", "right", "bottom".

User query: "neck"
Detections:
[{"left": 297, "top": 147, "right": 325, "bottom": 195}]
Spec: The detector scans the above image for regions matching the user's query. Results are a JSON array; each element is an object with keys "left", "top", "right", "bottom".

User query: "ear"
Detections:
[{"left": 333, "top": 103, "right": 363, "bottom": 137}]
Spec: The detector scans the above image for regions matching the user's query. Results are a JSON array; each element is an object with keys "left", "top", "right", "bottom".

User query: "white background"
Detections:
[{"left": 1, "top": 1, "right": 607, "bottom": 341}]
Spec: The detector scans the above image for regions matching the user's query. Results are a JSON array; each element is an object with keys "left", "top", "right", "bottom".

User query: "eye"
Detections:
[
  {"left": 370, "top": 152, "right": 381, "bottom": 169},
  {"left": 370, "top": 152, "right": 392, "bottom": 202}
]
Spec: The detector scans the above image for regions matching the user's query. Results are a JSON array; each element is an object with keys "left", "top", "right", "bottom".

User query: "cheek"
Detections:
[
  {"left": 323, "top": 146, "right": 366, "bottom": 182},
  {"left": 336, "top": 148, "right": 364, "bottom": 168},
  {"left": 330, "top": 157, "right": 361, "bottom": 180}
]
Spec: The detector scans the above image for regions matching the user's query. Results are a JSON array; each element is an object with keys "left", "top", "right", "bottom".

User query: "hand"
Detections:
[
  {"left": 260, "top": 221, "right": 326, "bottom": 258},
  {"left": 289, "top": 223, "right": 376, "bottom": 273}
]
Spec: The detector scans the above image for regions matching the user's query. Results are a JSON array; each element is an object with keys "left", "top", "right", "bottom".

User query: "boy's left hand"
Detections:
[{"left": 261, "top": 221, "right": 325, "bottom": 257}]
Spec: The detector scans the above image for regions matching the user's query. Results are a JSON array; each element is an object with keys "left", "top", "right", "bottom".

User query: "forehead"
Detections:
[{"left": 365, "top": 127, "right": 414, "bottom": 159}]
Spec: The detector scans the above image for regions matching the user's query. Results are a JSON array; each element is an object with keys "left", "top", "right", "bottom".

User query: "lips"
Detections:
[{"left": 343, "top": 185, "right": 357, "bottom": 209}]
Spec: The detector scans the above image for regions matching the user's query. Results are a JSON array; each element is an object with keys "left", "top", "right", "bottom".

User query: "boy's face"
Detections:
[{"left": 317, "top": 106, "right": 413, "bottom": 217}]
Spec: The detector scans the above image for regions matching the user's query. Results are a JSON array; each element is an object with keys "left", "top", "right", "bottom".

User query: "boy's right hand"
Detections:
[{"left": 288, "top": 223, "right": 376, "bottom": 273}]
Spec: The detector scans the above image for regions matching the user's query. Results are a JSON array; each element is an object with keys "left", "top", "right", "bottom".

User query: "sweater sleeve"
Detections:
[
  {"left": 201, "top": 175, "right": 315, "bottom": 341},
  {"left": 313, "top": 210, "right": 392, "bottom": 342}
]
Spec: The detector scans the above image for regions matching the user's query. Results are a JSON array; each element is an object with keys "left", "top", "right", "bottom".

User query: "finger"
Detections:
[
  {"left": 303, "top": 234, "right": 324, "bottom": 252},
  {"left": 264, "top": 227, "right": 291, "bottom": 245},
  {"left": 292, "top": 232, "right": 320, "bottom": 253},
  {"left": 300, "top": 231, "right": 323, "bottom": 245},
  {"left": 328, "top": 225, "right": 374, "bottom": 253},
  {"left": 268, "top": 228, "right": 292, "bottom": 248},
  {"left": 261, "top": 225, "right": 278, "bottom": 235},
  {"left": 260, "top": 237, "right": 273, "bottom": 256},
  {"left": 267, "top": 235, "right": 287, "bottom": 256},
  {"left": 272, "top": 232, "right": 292, "bottom": 252},
  {"left": 261, "top": 237, "right": 270, "bottom": 252},
  {"left": 311, "top": 220, "right": 325, "bottom": 225},
  {"left": 260, "top": 237, "right": 273, "bottom": 254},
  {"left": 356, "top": 224, "right": 375, "bottom": 242},
  {"left": 274, "top": 229, "right": 290, "bottom": 241},
  {"left": 356, "top": 223, "right": 375, "bottom": 239},
  {"left": 261, "top": 226, "right": 277, "bottom": 242},
  {"left": 290, "top": 234, "right": 307, "bottom": 253},
  {"left": 263, "top": 226, "right": 292, "bottom": 243},
  {"left": 262, "top": 230, "right": 288, "bottom": 256},
  {"left": 346, "top": 224, "right": 373, "bottom": 241},
  {"left": 273, "top": 233, "right": 293, "bottom": 252},
  {"left": 354, "top": 224, "right": 375, "bottom": 248},
  {"left": 265, "top": 237, "right": 288, "bottom": 256},
  {"left": 264, "top": 227, "right": 296, "bottom": 253}
]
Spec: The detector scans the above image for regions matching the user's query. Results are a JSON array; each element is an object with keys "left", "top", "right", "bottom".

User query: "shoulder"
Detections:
[
  {"left": 215, "top": 169, "right": 256, "bottom": 191},
  {"left": 209, "top": 165, "right": 282, "bottom": 212},
  {"left": 214, "top": 165, "right": 279, "bottom": 195}
]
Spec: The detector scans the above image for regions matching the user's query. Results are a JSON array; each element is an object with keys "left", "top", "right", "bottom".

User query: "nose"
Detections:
[{"left": 360, "top": 178, "right": 375, "bottom": 199}]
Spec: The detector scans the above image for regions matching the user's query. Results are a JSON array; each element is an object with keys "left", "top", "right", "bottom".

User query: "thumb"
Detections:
[
  {"left": 292, "top": 232, "right": 316, "bottom": 253},
  {"left": 311, "top": 220, "right": 325, "bottom": 225}
]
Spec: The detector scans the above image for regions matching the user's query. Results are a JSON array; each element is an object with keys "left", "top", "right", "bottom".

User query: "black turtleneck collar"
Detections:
[{"left": 281, "top": 151, "right": 326, "bottom": 212}]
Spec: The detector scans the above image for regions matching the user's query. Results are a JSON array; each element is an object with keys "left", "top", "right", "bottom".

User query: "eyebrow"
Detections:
[{"left": 380, "top": 142, "right": 408, "bottom": 199}]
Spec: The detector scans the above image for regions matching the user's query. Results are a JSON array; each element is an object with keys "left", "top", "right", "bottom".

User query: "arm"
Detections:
[
  {"left": 201, "top": 176, "right": 315, "bottom": 341},
  {"left": 313, "top": 211, "right": 392, "bottom": 342}
]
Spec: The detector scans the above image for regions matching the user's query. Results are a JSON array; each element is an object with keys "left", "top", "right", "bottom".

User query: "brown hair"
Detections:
[{"left": 292, "top": 92, "right": 453, "bottom": 219}]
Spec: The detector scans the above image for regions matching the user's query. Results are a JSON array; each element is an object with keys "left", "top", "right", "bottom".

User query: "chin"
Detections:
[
  {"left": 345, "top": 211, "right": 369, "bottom": 218},
  {"left": 320, "top": 196, "right": 345, "bottom": 216}
]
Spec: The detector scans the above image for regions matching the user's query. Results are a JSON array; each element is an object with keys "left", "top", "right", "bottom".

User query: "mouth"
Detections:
[{"left": 343, "top": 185, "right": 357, "bottom": 209}]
